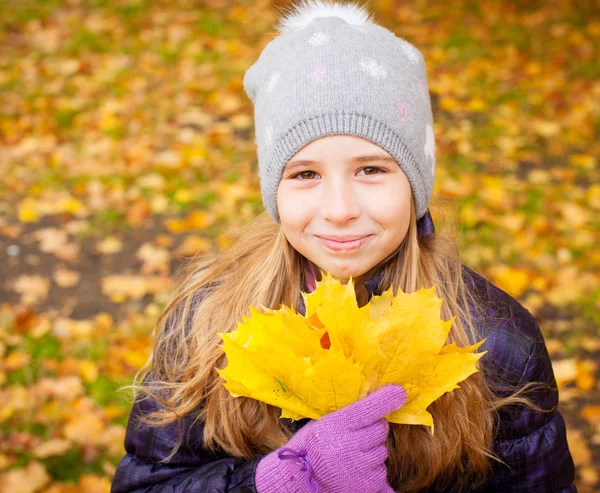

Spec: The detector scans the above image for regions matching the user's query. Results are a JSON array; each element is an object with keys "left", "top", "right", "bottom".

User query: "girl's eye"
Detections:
[
  {"left": 293, "top": 170, "right": 319, "bottom": 180},
  {"left": 358, "top": 166, "right": 384, "bottom": 176}
]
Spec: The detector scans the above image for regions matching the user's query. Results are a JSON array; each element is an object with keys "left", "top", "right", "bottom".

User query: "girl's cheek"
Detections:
[{"left": 278, "top": 185, "right": 313, "bottom": 225}]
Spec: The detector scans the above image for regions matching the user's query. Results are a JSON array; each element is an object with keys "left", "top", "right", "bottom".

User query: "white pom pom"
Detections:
[{"left": 275, "top": 0, "right": 375, "bottom": 35}]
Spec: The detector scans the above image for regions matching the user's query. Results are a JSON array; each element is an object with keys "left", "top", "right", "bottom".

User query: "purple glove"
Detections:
[{"left": 255, "top": 384, "right": 407, "bottom": 493}]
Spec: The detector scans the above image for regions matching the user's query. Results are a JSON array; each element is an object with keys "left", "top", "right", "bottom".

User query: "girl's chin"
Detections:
[{"left": 319, "top": 265, "right": 367, "bottom": 283}]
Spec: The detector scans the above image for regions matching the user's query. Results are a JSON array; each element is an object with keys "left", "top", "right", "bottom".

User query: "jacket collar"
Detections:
[{"left": 299, "top": 208, "right": 435, "bottom": 314}]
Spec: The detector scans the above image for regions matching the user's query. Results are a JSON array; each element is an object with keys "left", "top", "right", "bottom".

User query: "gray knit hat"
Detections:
[{"left": 243, "top": 0, "right": 436, "bottom": 223}]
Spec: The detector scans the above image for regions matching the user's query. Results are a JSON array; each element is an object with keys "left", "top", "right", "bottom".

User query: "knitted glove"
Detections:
[{"left": 255, "top": 384, "right": 407, "bottom": 493}]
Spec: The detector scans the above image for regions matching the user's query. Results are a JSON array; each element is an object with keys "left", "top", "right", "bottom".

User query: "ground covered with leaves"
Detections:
[{"left": 0, "top": 0, "right": 598, "bottom": 491}]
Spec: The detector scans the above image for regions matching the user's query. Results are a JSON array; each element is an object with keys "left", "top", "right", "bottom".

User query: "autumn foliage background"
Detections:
[{"left": 0, "top": 0, "right": 598, "bottom": 491}]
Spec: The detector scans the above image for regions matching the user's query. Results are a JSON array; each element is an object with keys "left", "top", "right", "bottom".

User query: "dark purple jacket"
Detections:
[{"left": 111, "top": 210, "right": 576, "bottom": 493}]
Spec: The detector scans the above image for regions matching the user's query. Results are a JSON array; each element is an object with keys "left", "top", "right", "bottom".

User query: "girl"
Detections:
[{"left": 111, "top": 1, "right": 576, "bottom": 492}]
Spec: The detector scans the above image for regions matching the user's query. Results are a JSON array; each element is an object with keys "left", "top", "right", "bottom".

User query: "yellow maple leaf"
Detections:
[{"left": 218, "top": 273, "right": 486, "bottom": 432}]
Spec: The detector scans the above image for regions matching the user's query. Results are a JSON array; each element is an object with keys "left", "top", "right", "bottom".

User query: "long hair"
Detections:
[{"left": 132, "top": 198, "right": 541, "bottom": 492}]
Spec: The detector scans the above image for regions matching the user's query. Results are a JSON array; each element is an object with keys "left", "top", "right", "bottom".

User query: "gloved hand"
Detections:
[{"left": 255, "top": 384, "right": 407, "bottom": 493}]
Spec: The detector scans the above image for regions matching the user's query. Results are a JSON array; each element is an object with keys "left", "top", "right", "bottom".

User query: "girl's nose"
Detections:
[{"left": 320, "top": 181, "right": 361, "bottom": 223}]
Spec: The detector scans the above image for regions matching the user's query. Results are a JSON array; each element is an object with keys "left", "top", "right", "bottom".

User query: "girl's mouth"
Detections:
[{"left": 316, "top": 235, "right": 372, "bottom": 252}]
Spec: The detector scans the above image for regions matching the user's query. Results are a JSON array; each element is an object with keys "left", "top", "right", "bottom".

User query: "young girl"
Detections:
[{"left": 111, "top": 1, "right": 576, "bottom": 492}]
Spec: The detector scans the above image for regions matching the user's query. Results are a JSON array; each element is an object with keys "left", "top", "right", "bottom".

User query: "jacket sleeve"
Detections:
[
  {"left": 110, "top": 380, "right": 263, "bottom": 493},
  {"left": 483, "top": 301, "right": 577, "bottom": 491}
]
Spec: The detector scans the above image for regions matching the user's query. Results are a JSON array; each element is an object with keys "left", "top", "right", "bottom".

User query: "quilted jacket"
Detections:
[{"left": 111, "top": 209, "right": 577, "bottom": 493}]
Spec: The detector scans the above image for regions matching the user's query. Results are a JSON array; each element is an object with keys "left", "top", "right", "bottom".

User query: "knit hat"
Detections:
[{"left": 243, "top": 0, "right": 436, "bottom": 223}]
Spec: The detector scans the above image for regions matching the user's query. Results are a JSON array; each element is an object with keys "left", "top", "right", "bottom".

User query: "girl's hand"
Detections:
[{"left": 255, "top": 384, "right": 407, "bottom": 493}]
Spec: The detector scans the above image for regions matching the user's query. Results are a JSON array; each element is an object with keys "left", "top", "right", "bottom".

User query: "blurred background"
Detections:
[{"left": 0, "top": 0, "right": 598, "bottom": 491}]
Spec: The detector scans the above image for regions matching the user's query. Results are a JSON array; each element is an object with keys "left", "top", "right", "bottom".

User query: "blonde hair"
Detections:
[{"left": 132, "top": 198, "right": 541, "bottom": 492}]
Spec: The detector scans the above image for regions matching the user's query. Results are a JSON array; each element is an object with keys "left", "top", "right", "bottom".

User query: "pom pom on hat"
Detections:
[{"left": 276, "top": 0, "right": 375, "bottom": 34}]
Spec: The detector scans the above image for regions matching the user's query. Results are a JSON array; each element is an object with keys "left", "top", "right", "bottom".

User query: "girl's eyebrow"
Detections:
[{"left": 285, "top": 154, "right": 396, "bottom": 171}]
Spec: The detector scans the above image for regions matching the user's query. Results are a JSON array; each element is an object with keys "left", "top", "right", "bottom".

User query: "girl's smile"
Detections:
[{"left": 315, "top": 234, "right": 373, "bottom": 252}]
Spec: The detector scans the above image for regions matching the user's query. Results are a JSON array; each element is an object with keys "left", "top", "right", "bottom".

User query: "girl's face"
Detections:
[{"left": 277, "top": 135, "right": 413, "bottom": 284}]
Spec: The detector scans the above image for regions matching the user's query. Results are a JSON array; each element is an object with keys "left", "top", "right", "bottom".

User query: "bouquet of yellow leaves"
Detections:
[{"left": 217, "top": 273, "right": 486, "bottom": 432}]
